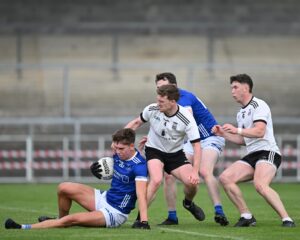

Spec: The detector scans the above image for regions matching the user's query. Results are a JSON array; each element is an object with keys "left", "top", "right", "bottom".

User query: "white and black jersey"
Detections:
[
  {"left": 237, "top": 96, "right": 280, "bottom": 154},
  {"left": 140, "top": 103, "right": 200, "bottom": 153}
]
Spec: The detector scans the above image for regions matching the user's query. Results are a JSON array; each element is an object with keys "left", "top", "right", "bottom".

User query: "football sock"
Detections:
[
  {"left": 214, "top": 205, "right": 225, "bottom": 215},
  {"left": 21, "top": 225, "right": 32, "bottom": 230},
  {"left": 183, "top": 198, "right": 192, "bottom": 207},
  {"left": 282, "top": 217, "right": 293, "bottom": 222},
  {"left": 241, "top": 213, "right": 252, "bottom": 219},
  {"left": 136, "top": 212, "right": 140, "bottom": 221},
  {"left": 167, "top": 210, "right": 178, "bottom": 221}
]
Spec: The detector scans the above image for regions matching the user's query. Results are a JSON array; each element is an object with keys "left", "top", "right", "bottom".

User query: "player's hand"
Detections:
[
  {"left": 90, "top": 161, "right": 103, "bottom": 179},
  {"left": 133, "top": 221, "right": 151, "bottom": 230},
  {"left": 222, "top": 123, "right": 236, "bottom": 134},
  {"left": 211, "top": 125, "right": 224, "bottom": 136},
  {"left": 138, "top": 136, "right": 148, "bottom": 152},
  {"left": 189, "top": 169, "right": 200, "bottom": 185}
]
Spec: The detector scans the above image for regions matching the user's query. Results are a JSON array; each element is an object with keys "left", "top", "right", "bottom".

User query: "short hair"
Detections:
[
  {"left": 112, "top": 128, "right": 135, "bottom": 145},
  {"left": 156, "top": 84, "right": 180, "bottom": 101},
  {"left": 155, "top": 72, "right": 177, "bottom": 85},
  {"left": 230, "top": 74, "right": 253, "bottom": 93}
]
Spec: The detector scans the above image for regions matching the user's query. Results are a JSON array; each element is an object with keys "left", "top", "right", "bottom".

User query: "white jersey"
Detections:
[
  {"left": 141, "top": 103, "right": 200, "bottom": 153},
  {"left": 237, "top": 96, "right": 280, "bottom": 154}
]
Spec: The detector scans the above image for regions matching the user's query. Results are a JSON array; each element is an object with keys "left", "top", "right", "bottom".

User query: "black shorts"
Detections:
[
  {"left": 241, "top": 150, "right": 281, "bottom": 169},
  {"left": 145, "top": 146, "right": 190, "bottom": 174}
]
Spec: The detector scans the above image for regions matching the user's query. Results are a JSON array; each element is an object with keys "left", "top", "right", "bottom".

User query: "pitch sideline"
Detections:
[{"left": 159, "top": 227, "right": 246, "bottom": 240}]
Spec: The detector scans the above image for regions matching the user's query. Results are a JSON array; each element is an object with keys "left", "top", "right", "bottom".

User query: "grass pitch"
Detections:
[{"left": 0, "top": 182, "right": 299, "bottom": 240}]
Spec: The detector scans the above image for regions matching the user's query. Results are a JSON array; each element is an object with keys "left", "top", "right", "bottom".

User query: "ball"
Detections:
[{"left": 97, "top": 157, "right": 114, "bottom": 180}]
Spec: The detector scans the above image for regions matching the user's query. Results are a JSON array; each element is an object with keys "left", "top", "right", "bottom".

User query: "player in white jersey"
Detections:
[
  {"left": 212, "top": 74, "right": 295, "bottom": 227},
  {"left": 5, "top": 129, "right": 150, "bottom": 230},
  {"left": 125, "top": 84, "right": 205, "bottom": 227},
  {"left": 154, "top": 72, "right": 228, "bottom": 226}
]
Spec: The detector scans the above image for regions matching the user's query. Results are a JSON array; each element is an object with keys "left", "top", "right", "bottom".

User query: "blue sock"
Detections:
[
  {"left": 21, "top": 224, "right": 32, "bottom": 229},
  {"left": 168, "top": 210, "right": 178, "bottom": 221},
  {"left": 214, "top": 205, "right": 225, "bottom": 216}
]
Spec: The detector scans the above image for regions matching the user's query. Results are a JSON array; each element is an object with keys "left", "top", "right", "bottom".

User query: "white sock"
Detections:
[
  {"left": 241, "top": 213, "right": 252, "bottom": 219},
  {"left": 21, "top": 224, "right": 32, "bottom": 229},
  {"left": 282, "top": 217, "right": 293, "bottom": 222}
]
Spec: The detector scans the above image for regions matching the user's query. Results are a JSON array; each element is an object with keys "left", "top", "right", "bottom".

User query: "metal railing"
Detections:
[{"left": 0, "top": 134, "right": 299, "bottom": 183}]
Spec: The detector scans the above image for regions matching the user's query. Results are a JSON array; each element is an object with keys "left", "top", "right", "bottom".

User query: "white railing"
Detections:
[{"left": 0, "top": 134, "right": 299, "bottom": 183}]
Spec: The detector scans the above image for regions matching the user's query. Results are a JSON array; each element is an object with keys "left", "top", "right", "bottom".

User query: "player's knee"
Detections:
[
  {"left": 199, "top": 167, "right": 211, "bottom": 180},
  {"left": 254, "top": 181, "right": 267, "bottom": 196},
  {"left": 150, "top": 177, "right": 163, "bottom": 190},
  {"left": 57, "top": 182, "right": 73, "bottom": 195},
  {"left": 219, "top": 173, "right": 231, "bottom": 186},
  {"left": 164, "top": 174, "right": 176, "bottom": 184}
]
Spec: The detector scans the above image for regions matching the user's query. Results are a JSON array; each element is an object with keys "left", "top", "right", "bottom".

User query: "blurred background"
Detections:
[{"left": 0, "top": 0, "right": 300, "bottom": 183}]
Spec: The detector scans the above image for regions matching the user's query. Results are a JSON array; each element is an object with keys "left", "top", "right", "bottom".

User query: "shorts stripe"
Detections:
[{"left": 241, "top": 150, "right": 281, "bottom": 169}]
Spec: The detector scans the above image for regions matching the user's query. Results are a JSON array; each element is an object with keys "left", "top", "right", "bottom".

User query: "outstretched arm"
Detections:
[
  {"left": 125, "top": 116, "right": 144, "bottom": 131},
  {"left": 212, "top": 124, "right": 245, "bottom": 145}
]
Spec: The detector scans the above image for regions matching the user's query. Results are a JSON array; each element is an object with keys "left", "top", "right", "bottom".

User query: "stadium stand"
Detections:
[{"left": 0, "top": 1, "right": 300, "bottom": 183}]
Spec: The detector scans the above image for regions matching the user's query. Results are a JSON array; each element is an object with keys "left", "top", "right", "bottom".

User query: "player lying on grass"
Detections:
[{"left": 5, "top": 128, "right": 150, "bottom": 230}]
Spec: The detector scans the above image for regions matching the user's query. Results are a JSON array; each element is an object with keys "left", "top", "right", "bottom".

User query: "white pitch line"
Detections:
[
  {"left": 0, "top": 205, "right": 56, "bottom": 215},
  {"left": 159, "top": 227, "right": 246, "bottom": 240}
]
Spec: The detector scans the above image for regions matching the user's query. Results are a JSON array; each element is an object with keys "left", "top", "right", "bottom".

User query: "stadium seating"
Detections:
[{"left": 0, "top": 0, "right": 299, "bottom": 120}]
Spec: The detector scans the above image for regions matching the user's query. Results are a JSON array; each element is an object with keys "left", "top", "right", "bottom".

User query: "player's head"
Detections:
[
  {"left": 156, "top": 84, "right": 180, "bottom": 101},
  {"left": 156, "top": 84, "right": 179, "bottom": 113},
  {"left": 112, "top": 128, "right": 136, "bottom": 160},
  {"left": 112, "top": 128, "right": 135, "bottom": 145},
  {"left": 155, "top": 72, "right": 177, "bottom": 88},
  {"left": 230, "top": 74, "right": 253, "bottom": 93}
]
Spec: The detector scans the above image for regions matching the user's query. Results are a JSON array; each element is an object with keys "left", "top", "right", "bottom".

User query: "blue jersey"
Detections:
[
  {"left": 106, "top": 150, "right": 148, "bottom": 214},
  {"left": 178, "top": 89, "right": 218, "bottom": 140}
]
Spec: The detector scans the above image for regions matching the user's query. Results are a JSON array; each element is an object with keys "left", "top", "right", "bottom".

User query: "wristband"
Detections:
[{"left": 237, "top": 128, "right": 243, "bottom": 135}]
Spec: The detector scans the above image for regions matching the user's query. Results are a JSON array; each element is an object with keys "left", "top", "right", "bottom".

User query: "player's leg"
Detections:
[
  {"left": 219, "top": 161, "right": 256, "bottom": 226},
  {"left": 200, "top": 148, "right": 228, "bottom": 225},
  {"left": 37, "top": 182, "right": 96, "bottom": 222},
  {"left": 171, "top": 164, "right": 205, "bottom": 221},
  {"left": 253, "top": 162, "right": 295, "bottom": 227},
  {"left": 35, "top": 211, "right": 105, "bottom": 228},
  {"left": 57, "top": 182, "right": 96, "bottom": 218},
  {"left": 5, "top": 211, "right": 106, "bottom": 229},
  {"left": 147, "top": 159, "right": 164, "bottom": 204},
  {"left": 159, "top": 173, "right": 178, "bottom": 225}
]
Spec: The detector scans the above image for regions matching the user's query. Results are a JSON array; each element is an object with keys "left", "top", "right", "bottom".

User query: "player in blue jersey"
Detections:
[
  {"left": 153, "top": 72, "right": 228, "bottom": 226},
  {"left": 5, "top": 128, "right": 150, "bottom": 230}
]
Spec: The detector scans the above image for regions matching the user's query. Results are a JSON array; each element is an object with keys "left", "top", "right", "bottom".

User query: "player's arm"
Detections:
[
  {"left": 136, "top": 179, "right": 148, "bottom": 222},
  {"left": 237, "top": 121, "right": 266, "bottom": 138},
  {"left": 212, "top": 124, "right": 245, "bottom": 145},
  {"left": 124, "top": 115, "right": 144, "bottom": 130}
]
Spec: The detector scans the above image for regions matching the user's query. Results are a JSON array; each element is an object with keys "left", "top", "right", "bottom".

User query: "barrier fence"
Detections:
[{"left": 0, "top": 134, "right": 299, "bottom": 183}]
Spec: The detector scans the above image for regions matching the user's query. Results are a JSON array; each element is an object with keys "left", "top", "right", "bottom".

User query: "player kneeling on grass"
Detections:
[{"left": 5, "top": 128, "right": 150, "bottom": 230}]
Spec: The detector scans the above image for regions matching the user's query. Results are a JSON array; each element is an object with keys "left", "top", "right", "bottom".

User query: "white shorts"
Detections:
[
  {"left": 94, "top": 189, "right": 128, "bottom": 228},
  {"left": 184, "top": 136, "right": 225, "bottom": 156}
]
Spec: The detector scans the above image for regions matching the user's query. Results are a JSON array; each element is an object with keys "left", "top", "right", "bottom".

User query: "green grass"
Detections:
[{"left": 0, "top": 182, "right": 299, "bottom": 240}]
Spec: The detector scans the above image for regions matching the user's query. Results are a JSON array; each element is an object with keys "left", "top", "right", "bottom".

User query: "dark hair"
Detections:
[
  {"left": 230, "top": 74, "right": 253, "bottom": 93},
  {"left": 112, "top": 128, "right": 135, "bottom": 145},
  {"left": 155, "top": 72, "right": 177, "bottom": 85},
  {"left": 156, "top": 84, "right": 180, "bottom": 101}
]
